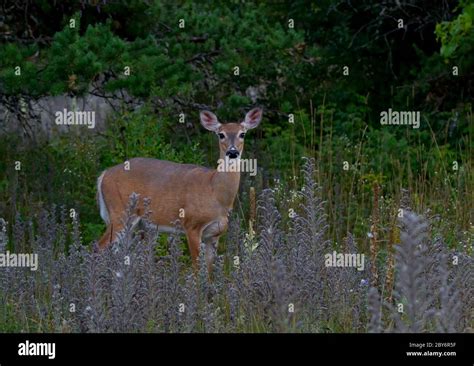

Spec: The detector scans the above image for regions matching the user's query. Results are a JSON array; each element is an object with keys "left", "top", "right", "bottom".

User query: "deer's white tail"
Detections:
[{"left": 97, "top": 171, "right": 110, "bottom": 225}]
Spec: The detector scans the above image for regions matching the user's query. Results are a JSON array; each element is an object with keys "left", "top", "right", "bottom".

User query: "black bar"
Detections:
[{"left": 0, "top": 333, "right": 472, "bottom": 365}]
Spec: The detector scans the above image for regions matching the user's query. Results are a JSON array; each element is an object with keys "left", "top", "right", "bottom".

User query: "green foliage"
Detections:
[
  {"left": 436, "top": 0, "right": 474, "bottom": 59},
  {"left": 0, "top": 0, "right": 472, "bottom": 251},
  {"left": 0, "top": 300, "right": 25, "bottom": 332},
  {"left": 102, "top": 107, "right": 204, "bottom": 166}
]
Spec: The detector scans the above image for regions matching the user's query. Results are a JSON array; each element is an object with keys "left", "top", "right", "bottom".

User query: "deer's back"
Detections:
[{"left": 101, "top": 158, "right": 218, "bottom": 226}]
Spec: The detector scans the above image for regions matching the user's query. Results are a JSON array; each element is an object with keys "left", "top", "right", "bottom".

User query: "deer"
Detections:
[{"left": 96, "top": 107, "right": 262, "bottom": 271}]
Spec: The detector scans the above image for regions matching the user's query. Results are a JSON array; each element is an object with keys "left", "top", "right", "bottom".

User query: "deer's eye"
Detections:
[
  {"left": 218, "top": 133, "right": 225, "bottom": 139},
  {"left": 239, "top": 133, "right": 246, "bottom": 139}
]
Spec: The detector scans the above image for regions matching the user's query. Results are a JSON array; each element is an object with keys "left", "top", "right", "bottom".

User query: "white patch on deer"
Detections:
[{"left": 97, "top": 171, "right": 110, "bottom": 225}]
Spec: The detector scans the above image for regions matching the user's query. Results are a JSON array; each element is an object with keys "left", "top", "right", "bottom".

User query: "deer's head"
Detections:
[{"left": 200, "top": 107, "right": 262, "bottom": 159}]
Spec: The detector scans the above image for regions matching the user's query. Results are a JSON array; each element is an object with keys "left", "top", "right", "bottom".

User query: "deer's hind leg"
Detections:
[
  {"left": 98, "top": 225, "right": 113, "bottom": 249},
  {"left": 98, "top": 221, "right": 125, "bottom": 249}
]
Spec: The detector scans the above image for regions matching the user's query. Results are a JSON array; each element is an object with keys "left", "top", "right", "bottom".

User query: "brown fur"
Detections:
[{"left": 97, "top": 108, "right": 262, "bottom": 270}]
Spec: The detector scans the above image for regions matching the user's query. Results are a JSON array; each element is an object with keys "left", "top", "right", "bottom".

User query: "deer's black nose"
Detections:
[{"left": 226, "top": 147, "right": 240, "bottom": 159}]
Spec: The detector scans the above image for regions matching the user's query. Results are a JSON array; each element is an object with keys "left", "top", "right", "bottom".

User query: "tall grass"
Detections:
[
  {"left": 282, "top": 103, "right": 473, "bottom": 252},
  {"left": 0, "top": 159, "right": 471, "bottom": 333}
]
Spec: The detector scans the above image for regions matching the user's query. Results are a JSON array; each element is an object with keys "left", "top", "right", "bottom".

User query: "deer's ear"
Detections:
[
  {"left": 200, "top": 111, "right": 221, "bottom": 132},
  {"left": 241, "top": 107, "right": 263, "bottom": 130}
]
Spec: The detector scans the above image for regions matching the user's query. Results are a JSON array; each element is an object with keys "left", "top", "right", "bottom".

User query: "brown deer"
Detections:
[{"left": 97, "top": 108, "right": 262, "bottom": 271}]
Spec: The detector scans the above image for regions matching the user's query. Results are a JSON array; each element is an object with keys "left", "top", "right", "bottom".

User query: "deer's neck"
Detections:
[{"left": 211, "top": 158, "right": 241, "bottom": 209}]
